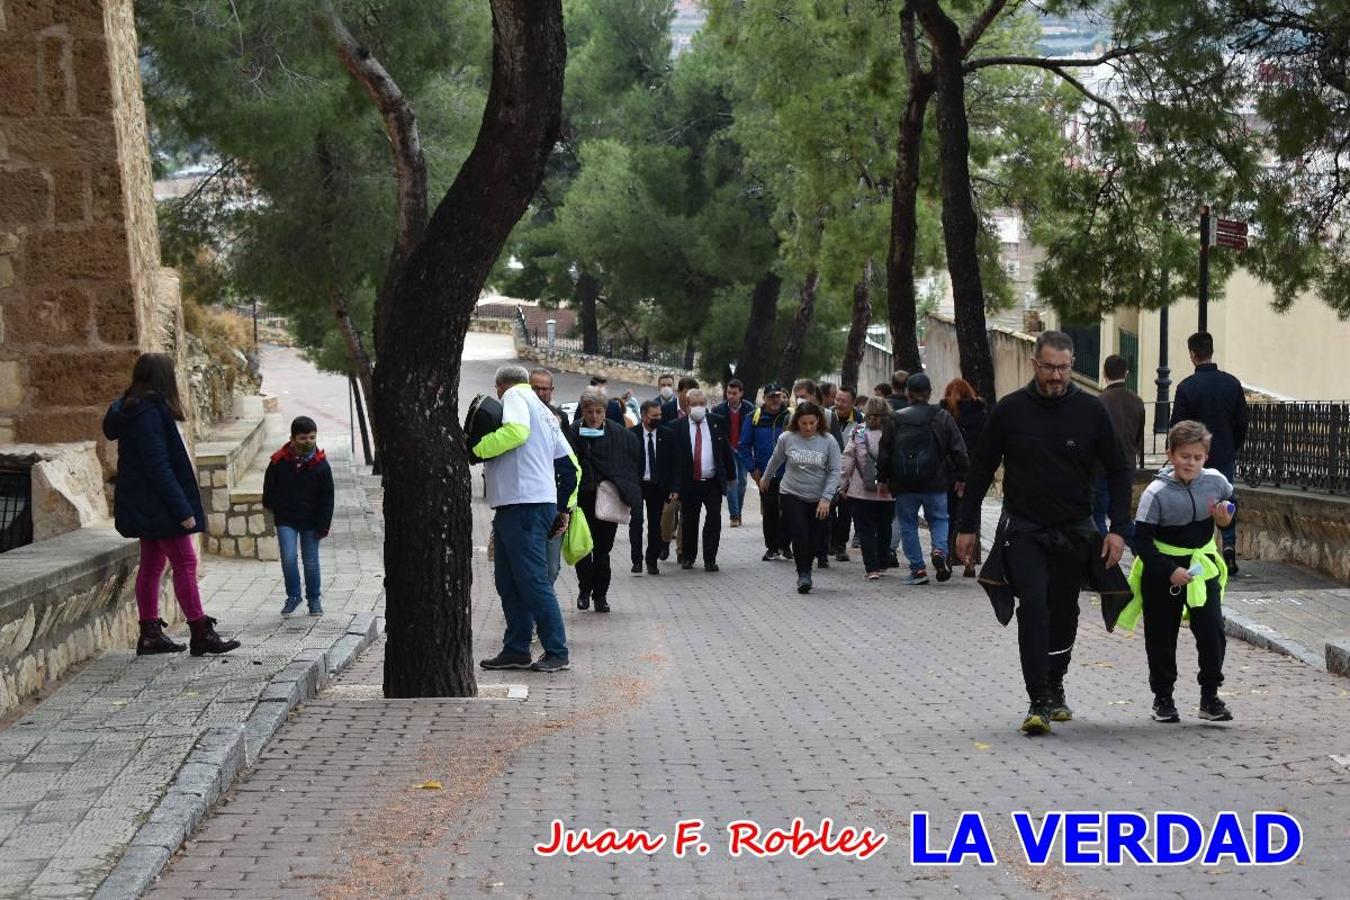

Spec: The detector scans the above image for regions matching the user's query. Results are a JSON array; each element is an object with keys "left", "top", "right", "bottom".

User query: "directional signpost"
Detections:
[{"left": 1198, "top": 205, "right": 1249, "bottom": 332}]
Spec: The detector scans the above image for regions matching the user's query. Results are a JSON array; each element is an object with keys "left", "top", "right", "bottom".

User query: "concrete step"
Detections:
[{"left": 230, "top": 412, "right": 287, "bottom": 506}]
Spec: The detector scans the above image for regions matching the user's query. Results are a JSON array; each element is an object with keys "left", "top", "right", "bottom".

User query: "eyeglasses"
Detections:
[{"left": 1033, "top": 360, "right": 1073, "bottom": 376}]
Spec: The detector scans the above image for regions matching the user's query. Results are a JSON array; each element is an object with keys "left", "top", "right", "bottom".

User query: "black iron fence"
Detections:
[
  {"left": 1238, "top": 402, "right": 1350, "bottom": 495},
  {"left": 0, "top": 468, "right": 34, "bottom": 553}
]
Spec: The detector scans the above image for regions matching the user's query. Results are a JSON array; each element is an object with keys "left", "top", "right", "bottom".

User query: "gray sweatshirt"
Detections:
[{"left": 763, "top": 431, "right": 842, "bottom": 502}]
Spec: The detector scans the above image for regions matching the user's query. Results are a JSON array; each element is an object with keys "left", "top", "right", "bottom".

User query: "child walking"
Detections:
[
  {"left": 1126, "top": 420, "right": 1237, "bottom": 723},
  {"left": 103, "top": 353, "right": 241, "bottom": 656},
  {"left": 263, "top": 416, "right": 334, "bottom": 616}
]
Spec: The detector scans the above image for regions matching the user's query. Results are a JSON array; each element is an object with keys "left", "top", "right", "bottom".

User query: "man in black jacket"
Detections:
[
  {"left": 1170, "top": 331, "right": 1248, "bottom": 572},
  {"left": 954, "top": 331, "right": 1131, "bottom": 736},
  {"left": 629, "top": 400, "right": 673, "bottom": 575},
  {"left": 665, "top": 389, "right": 736, "bottom": 571}
]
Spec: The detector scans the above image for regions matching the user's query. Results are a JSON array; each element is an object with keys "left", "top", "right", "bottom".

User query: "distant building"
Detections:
[{"left": 671, "top": 0, "right": 707, "bottom": 57}]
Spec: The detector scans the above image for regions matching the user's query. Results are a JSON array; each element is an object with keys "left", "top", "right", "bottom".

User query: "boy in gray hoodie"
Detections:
[{"left": 1127, "top": 420, "right": 1237, "bottom": 724}]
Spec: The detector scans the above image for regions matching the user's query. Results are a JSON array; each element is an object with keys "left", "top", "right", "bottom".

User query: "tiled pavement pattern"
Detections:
[
  {"left": 0, "top": 443, "right": 382, "bottom": 900},
  {"left": 1221, "top": 561, "right": 1350, "bottom": 671},
  {"left": 143, "top": 342, "right": 1350, "bottom": 899}
]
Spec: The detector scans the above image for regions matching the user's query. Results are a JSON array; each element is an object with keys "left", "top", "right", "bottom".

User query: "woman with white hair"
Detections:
[{"left": 572, "top": 389, "right": 642, "bottom": 613}]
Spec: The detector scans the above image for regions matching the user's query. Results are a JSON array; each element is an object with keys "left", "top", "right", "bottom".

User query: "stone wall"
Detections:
[
  {"left": 467, "top": 316, "right": 515, "bottom": 335},
  {"left": 0, "top": 441, "right": 108, "bottom": 541},
  {"left": 0, "top": 525, "right": 180, "bottom": 719},
  {"left": 512, "top": 326, "right": 694, "bottom": 386},
  {"left": 1236, "top": 487, "right": 1350, "bottom": 585},
  {"left": 0, "top": 0, "right": 175, "bottom": 447}
]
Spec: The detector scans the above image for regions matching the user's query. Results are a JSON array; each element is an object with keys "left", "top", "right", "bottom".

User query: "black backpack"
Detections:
[{"left": 889, "top": 405, "right": 942, "bottom": 491}]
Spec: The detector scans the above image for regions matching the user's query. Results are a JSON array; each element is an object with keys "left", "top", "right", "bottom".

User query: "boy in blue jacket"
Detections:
[{"left": 263, "top": 416, "right": 335, "bottom": 616}]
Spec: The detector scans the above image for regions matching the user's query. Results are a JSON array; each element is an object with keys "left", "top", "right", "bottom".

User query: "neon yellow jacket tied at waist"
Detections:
[{"left": 1118, "top": 536, "right": 1228, "bottom": 632}]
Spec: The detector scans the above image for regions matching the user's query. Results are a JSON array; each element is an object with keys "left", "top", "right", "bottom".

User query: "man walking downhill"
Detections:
[
  {"left": 475, "top": 365, "right": 577, "bottom": 673},
  {"left": 666, "top": 390, "right": 736, "bottom": 571},
  {"left": 1170, "top": 332, "right": 1248, "bottom": 573},
  {"left": 828, "top": 386, "right": 863, "bottom": 561},
  {"left": 955, "top": 332, "right": 1131, "bottom": 735},
  {"left": 878, "top": 374, "right": 968, "bottom": 585},
  {"left": 629, "top": 400, "right": 672, "bottom": 574},
  {"left": 713, "top": 379, "right": 755, "bottom": 528},
  {"left": 1093, "top": 355, "right": 1145, "bottom": 550},
  {"left": 740, "top": 383, "right": 792, "bottom": 561}
]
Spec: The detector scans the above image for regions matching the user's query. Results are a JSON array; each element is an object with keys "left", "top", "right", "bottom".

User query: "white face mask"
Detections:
[
  {"left": 659, "top": 386, "right": 674, "bottom": 400},
  {"left": 689, "top": 405, "right": 707, "bottom": 422}
]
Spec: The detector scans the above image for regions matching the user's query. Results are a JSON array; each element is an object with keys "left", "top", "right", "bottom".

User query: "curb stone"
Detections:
[
  {"left": 1222, "top": 607, "right": 1325, "bottom": 670},
  {"left": 91, "top": 613, "right": 385, "bottom": 900}
]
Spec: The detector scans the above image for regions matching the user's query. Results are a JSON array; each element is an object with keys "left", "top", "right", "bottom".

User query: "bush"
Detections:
[{"left": 183, "top": 297, "right": 253, "bottom": 369}]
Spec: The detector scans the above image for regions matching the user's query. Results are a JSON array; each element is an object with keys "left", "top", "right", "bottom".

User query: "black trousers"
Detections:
[
  {"left": 575, "top": 491, "right": 618, "bottom": 601},
  {"left": 948, "top": 486, "right": 981, "bottom": 564},
  {"left": 852, "top": 499, "right": 893, "bottom": 573},
  {"left": 1002, "top": 526, "right": 1092, "bottom": 703},
  {"left": 780, "top": 494, "right": 827, "bottom": 576},
  {"left": 1141, "top": 563, "right": 1226, "bottom": 696},
  {"left": 761, "top": 477, "right": 785, "bottom": 552},
  {"left": 630, "top": 480, "right": 667, "bottom": 566},
  {"left": 830, "top": 497, "right": 852, "bottom": 552},
  {"left": 680, "top": 479, "right": 723, "bottom": 565}
]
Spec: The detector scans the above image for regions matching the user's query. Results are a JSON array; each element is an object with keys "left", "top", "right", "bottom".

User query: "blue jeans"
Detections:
[
  {"left": 1092, "top": 475, "right": 1138, "bottom": 552},
  {"left": 727, "top": 458, "right": 748, "bottom": 519},
  {"left": 277, "top": 525, "right": 321, "bottom": 603},
  {"left": 493, "top": 503, "right": 567, "bottom": 659},
  {"left": 547, "top": 534, "right": 562, "bottom": 584},
  {"left": 894, "top": 492, "right": 949, "bottom": 574}
]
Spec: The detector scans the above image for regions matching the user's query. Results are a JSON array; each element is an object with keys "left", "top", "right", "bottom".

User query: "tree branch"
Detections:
[
  {"left": 961, "top": 0, "right": 1011, "bottom": 58},
  {"left": 964, "top": 45, "right": 1140, "bottom": 73},
  {"left": 317, "top": 3, "right": 428, "bottom": 350},
  {"left": 1047, "top": 64, "right": 1122, "bottom": 119}
]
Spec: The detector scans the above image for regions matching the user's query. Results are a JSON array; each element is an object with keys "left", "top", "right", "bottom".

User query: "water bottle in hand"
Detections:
[{"left": 1187, "top": 562, "right": 1204, "bottom": 579}]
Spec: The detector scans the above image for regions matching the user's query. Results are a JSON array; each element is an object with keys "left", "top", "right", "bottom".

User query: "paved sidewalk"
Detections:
[
  {"left": 142, "top": 346, "right": 1350, "bottom": 900},
  {"left": 0, "top": 444, "right": 383, "bottom": 900}
]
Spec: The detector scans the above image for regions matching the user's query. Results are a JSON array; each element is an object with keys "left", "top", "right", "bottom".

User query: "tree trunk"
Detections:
[
  {"left": 373, "top": 0, "right": 565, "bottom": 698},
  {"left": 886, "top": 10, "right": 930, "bottom": 374},
  {"left": 913, "top": 0, "right": 997, "bottom": 402},
  {"left": 776, "top": 270, "right": 819, "bottom": 388},
  {"left": 330, "top": 286, "right": 378, "bottom": 452},
  {"left": 737, "top": 271, "right": 781, "bottom": 402},
  {"left": 349, "top": 374, "right": 374, "bottom": 465},
  {"left": 841, "top": 259, "right": 873, "bottom": 393},
  {"left": 683, "top": 337, "right": 695, "bottom": 372},
  {"left": 576, "top": 271, "right": 600, "bottom": 354}
]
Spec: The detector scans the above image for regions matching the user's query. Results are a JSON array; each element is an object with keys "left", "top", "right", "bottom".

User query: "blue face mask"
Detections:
[{"left": 579, "top": 426, "right": 605, "bottom": 438}]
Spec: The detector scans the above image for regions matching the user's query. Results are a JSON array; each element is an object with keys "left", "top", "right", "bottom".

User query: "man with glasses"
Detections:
[{"left": 954, "top": 331, "right": 1131, "bottom": 736}]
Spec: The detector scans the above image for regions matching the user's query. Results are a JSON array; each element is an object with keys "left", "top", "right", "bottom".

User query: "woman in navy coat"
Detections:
[{"left": 103, "top": 353, "right": 240, "bottom": 656}]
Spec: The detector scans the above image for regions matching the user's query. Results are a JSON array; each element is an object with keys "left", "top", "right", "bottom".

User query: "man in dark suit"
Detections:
[
  {"left": 655, "top": 372, "right": 680, "bottom": 424},
  {"left": 629, "top": 400, "right": 672, "bottom": 575},
  {"left": 665, "top": 389, "right": 735, "bottom": 571}
]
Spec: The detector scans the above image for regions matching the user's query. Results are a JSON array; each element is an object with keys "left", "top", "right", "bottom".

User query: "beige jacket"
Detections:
[{"left": 839, "top": 425, "right": 892, "bottom": 501}]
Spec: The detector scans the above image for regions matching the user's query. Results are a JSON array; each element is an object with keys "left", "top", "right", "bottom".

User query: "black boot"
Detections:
[
  {"left": 577, "top": 588, "right": 591, "bottom": 611},
  {"left": 137, "top": 619, "right": 185, "bottom": 656},
  {"left": 188, "top": 616, "right": 240, "bottom": 656}
]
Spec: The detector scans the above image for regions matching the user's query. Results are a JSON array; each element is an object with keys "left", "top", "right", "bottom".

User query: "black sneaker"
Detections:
[
  {"left": 762, "top": 549, "right": 780, "bottom": 562},
  {"left": 577, "top": 588, "right": 591, "bottom": 611},
  {"left": 704, "top": 562, "right": 720, "bottom": 573},
  {"left": 1198, "top": 695, "right": 1233, "bottom": 721},
  {"left": 1151, "top": 695, "right": 1180, "bottom": 723},
  {"left": 1020, "top": 702, "right": 1052, "bottom": 736},
  {"left": 931, "top": 550, "right": 953, "bottom": 583},
  {"left": 659, "top": 545, "right": 670, "bottom": 561},
  {"left": 680, "top": 559, "right": 694, "bottom": 570},
  {"left": 816, "top": 556, "right": 830, "bottom": 569},
  {"left": 835, "top": 551, "right": 850, "bottom": 562},
  {"left": 646, "top": 562, "right": 660, "bottom": 575},
  {"left": 885, "top": 551, "right": 900, "bottom": 569},
  {"left": 531, "top": 653, "right": 571, "bottom": 672},
  {"left": 797, "top": 574, "right": 812, "bottom": 594},
  {"left": 631, "top": 562, "right": 642, "bottom": 574},
  {"left": 593, "top": 597, "right": 610, "bottom": 613},
  {"left": 480, "top": 651, "right": 533, "bottom": 670},
  {"left": 1048, "top": 685, "right": 1073, "bottom": 722},
  {"left": 1222, "top": 546, "right": 1239, "bottom": 575}
]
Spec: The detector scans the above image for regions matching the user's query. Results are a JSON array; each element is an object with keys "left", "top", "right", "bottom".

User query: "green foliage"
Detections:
[{"left": 138, "top": 0, "right": 491, "bottom": 372}]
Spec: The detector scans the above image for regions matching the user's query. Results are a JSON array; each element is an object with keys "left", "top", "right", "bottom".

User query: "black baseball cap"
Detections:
[
  {"left": 906, "top": 373, "right": 932, "bottom": 394},
  {"left": 763, "top": 382, "right": 785, "bottom": 395}
]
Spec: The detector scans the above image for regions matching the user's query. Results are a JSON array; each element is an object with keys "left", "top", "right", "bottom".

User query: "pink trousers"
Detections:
[{"left": 135, "top": 535, "right": 206, "bottom": 623}]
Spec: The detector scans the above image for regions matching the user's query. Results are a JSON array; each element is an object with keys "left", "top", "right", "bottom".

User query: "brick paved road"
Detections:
[{"left": 147, "top": 338, "right": 1350, "bottom": 899}]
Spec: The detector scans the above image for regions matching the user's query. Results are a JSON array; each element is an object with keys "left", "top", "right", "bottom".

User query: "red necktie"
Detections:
[{"left": 693, "top": 423, "right": 703, "bottom": 480}]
